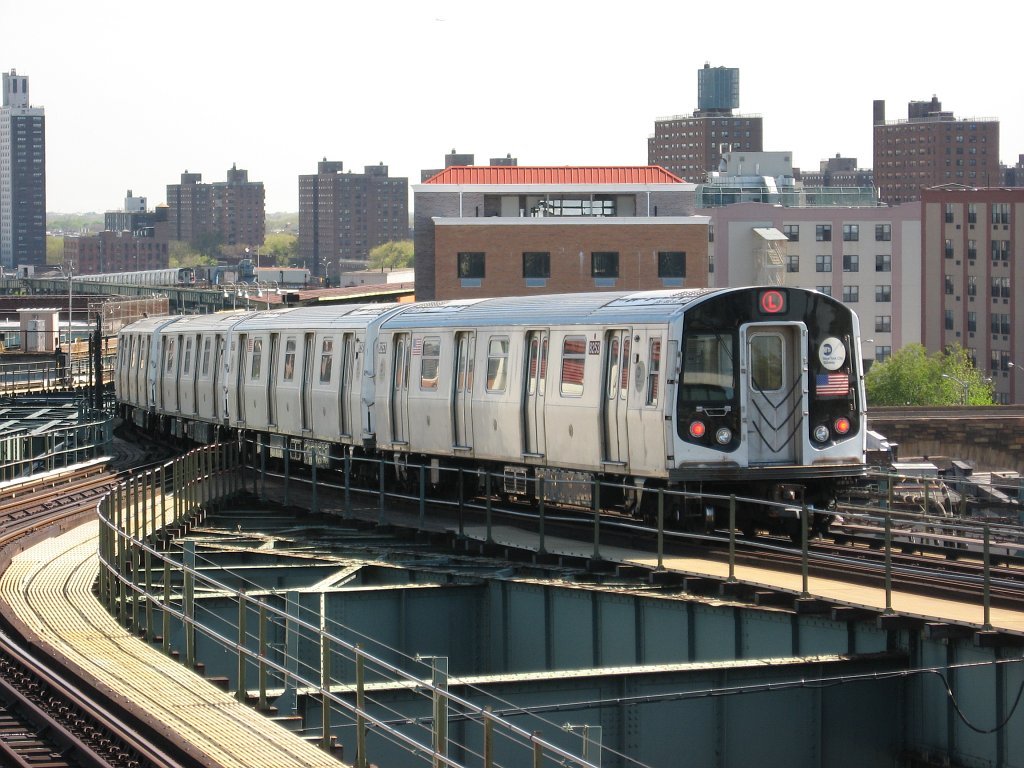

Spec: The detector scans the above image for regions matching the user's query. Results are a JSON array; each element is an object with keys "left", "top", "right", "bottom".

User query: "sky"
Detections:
[{"left": 5, "top": 0, "right": 1023, "bottom": 214}]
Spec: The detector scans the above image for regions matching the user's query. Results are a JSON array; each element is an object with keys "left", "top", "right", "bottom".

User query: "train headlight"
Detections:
[
  {"left": 715, "top": 427, "right": 732, "bottom": 445},
  {"left": 813, "top": 425, "right": 830, "bottom": 443},
  {"left": 833, "top": 417, "right": 851, "bottom": 435},
  {"left": 689, "top": 420, "right": 706, "bottom": 438}
]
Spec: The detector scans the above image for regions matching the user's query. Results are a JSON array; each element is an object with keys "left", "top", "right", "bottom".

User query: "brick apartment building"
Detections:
[
  {"left": 166, "top": 164, "right": 265, "bottom": 248},
  {"left": 648, "top": 64, "right": 763, "bottom": 183},
  {"left": 64, "top": 197, "right": 170, "bottom": 274},
  {"left": 298, "top": 160, "right": 408, "bottom": 283},
  {"left": 414, "top": 166, "right": 707, "bottom": 301},
  {"left": 873, "top": 96, "right": 999, "bottom": 205},
  {"left": 921, "top": 185, "right": 1023, "bottom": 404}
]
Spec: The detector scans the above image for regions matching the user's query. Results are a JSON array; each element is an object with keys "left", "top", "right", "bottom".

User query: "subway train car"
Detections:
[{"left": 116, "top": 287, "right": 867, "bottom": 534}]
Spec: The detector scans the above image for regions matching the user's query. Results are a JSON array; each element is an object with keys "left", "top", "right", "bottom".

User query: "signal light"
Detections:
[
  {"left": 689, "top": 421, "right": 706, "bottom": 438},
  {"left": 813, "top": 425, "right": 830, "bottom": 443},
  {"left": 834, "top": 417, "right": 851, "bottom": 435}
]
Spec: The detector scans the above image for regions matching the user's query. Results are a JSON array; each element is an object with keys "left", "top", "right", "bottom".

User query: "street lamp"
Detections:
[
  {"left": 254, "top": 281, "right": 280, "bottom": 310},
  {"left": 58, "top": 260, "right": 73, "bottom": 348},
  {"left": 941, "top": 373, "right": 969, "bottom": 406}
]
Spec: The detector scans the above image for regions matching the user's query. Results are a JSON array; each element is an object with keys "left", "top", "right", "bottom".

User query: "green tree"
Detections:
[
  {"left": 46, "top": 235, "right": 64, "bottom": 265},
  {"left": 865, "top": 343, "right": 994, "bottom": 406},
  {"left": 263, "top": 232, "right": 298, "bottom": 265},
  {"left": 368, "top": 240, "right": 414, "bottom": 271},
  {"left": 168, "top": 240, "right": 215, "bottom": 268}
]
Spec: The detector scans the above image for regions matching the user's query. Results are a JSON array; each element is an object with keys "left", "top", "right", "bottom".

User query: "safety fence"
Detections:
[
  {"left": 0, "top": 355, "right": 116, "bottom": 396},
  {"left": 0, "top": 411, "right": 112, "bottom": 484},
  {"left": 96, "top": 443, "right": 603, "bottom": 768}
]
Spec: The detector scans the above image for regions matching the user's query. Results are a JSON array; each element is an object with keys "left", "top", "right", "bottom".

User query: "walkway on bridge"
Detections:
[{"left": 0, "top": 519, "right": 345, "bottom": 768}]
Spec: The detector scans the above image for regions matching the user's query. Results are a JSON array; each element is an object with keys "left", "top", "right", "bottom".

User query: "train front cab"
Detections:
[{"left": 672, "top": 287, "right": 864, "bottom": 533}]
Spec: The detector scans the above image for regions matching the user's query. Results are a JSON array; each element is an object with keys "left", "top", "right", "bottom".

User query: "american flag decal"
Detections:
[{"left": 816, "top": 372, "right": 849, "bottom": 396}]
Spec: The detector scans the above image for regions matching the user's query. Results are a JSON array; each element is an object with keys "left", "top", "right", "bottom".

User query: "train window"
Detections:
[
  {"left": 164, "top": 338, "right": 176, "bottom": 374},
  {"left": 646, "top": 339, "right": 661, "bottom": 406},
  {"left": 201, "top": 339, "right": 211, "bottom": 376},
  {"left": 283, "top": 339, "right": 296, "bottom": 381},
  {"left": 486, "top": 337, "right": 509, "bottom": 392},
  {"left": 319, "top": 338, "right": 334, "bottom": 383},
  {"left": 681, "top": 334, "right": 734, "bottom": 402},
  {"left": 560, "top": 336, "right": 586, "bottom": 397},
  {"left": 420, "top": 337, "right": 441, "bottom": 389},
  {"left": 750, "top": 335, "right": 784, "bottom": 392},
  {"left": 251, "top": 339, "right": 263, "bottom": 380},
  {"left": 183, "top": 338, "right": 193, "bottom": 375}
]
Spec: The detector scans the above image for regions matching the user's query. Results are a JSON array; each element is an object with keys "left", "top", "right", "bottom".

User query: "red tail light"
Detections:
[
  {"left": 689, "top": 420, "right": 706, "bottom": 438},
  {"left": 834, "top": 417, "right": 851, "bottom": 435}
]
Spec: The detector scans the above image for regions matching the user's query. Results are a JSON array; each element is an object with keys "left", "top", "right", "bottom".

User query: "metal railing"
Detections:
[
  {"left": 96, "top": 444, "right": 603, "bottom": 768},
  {"left": 0, "top": 355, "right": 116, "bottom": 396},
  {"left": 0, "top": 412, "right": 112, "bottom": 483}
]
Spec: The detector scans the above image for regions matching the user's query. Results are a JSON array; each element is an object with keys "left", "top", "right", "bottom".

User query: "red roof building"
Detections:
[{"left": 413, "top": 165, "right": 706, "bottom": 301}]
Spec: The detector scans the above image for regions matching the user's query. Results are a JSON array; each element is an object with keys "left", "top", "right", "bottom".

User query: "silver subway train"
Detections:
[{"left": 115, "top": 287, "right": 867, "bottom": 534}]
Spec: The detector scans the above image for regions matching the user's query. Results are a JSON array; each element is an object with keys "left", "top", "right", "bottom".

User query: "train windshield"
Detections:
[{"left": 680, "top": 333, "right": 735, "bottom": 403}]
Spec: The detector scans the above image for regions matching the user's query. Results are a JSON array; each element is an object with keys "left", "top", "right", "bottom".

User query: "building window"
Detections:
[
  {"left": 786, "top": 254, "right": 799, "bottom": 273},
  {"left": 992, "top": 276, "right": 1011, "bottom": 298},
  {"left": 815, "top": 224, "right": 832, "bottom": 242},
  {"left": 522, "top": 252, "right": 550, "bottom": 279},
  {"left": 991, "top": 313, "right": 1010, "bottom": 335},
  {"left": 991, "top": 203, "right": 1009, "bottom": 225},
  {"left": 944, "top": 309, "right": 954, "bottom": 330},
  {"left": 944, "top": 203, "right": 955, "bottom": 223},
  {"left": 967, "top": 312, "right": 977, "bottom": 333},
  {"left": 944, "top": 274, "right": 954, "bottom": 295},
  {"left": 843, "top": 254, "right": 859, "bottom": 272},
  {"left": 420, "top": 336, "right": 441, "bottom": 389},
  {"left": 783, "top": 224, "right": 799, "bottom": 241},
  {"left": 816, "top": 254, "right": 832, "bottom": 272},
  {"left": 708, "top": 224, "right": 714, "bottom": 243},
  {"left": 842, "top": 224, "right": 859, "bottom": 241},
  {"left": 944, "top": 239, "right": 954, "bottom": 258},
  {"left": 875, "top": 346, "right": 892, "bottom": 363},
  {"left": 457, "top": 252, "right": 485, "bottom": 279},
  {"left": 560, "top": 336, "right": 586, "bottom": 397},
  {"left": 875, "top": 224, "right": 891, "bottom": 241},
  {"left": 657, "top": 251, "right": 686, "bottom": 278},
  {"left": 875, "top": 254, "right": 891, "bottom": 272},
  {"left": 968, "top": 275, "right": 977, "bottom": 296},
  {"left": 968, "top": 240, "right": 977, "bottom": 260},
  {"left": 992, "top": 240, "right": 1010, "bottom": 262},
  {"left": 842, "top": 285, "right": 859, "bottom": 303},
  {"left": 591, "top": 251, "right": 619, "bottom": 278},
  {"left": 875, "top": 285, "right": 892, "bottom": 302},
  {"left": 875, "top": 315, "right": 891, "bottom": 333},
  {"left": 967, "top": 204, "right": 977, "bottom": 224},
  {"left": 816, "top": 285, "right": 832, "bottom": 297}
]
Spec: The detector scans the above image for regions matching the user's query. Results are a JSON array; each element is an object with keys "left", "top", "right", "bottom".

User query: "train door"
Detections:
[
  {"left": 190, "top": 334, "right": 201, "bottom": 415},
  {"left": 268, "top": 334, "right": 280, "bottom": 426},
  {"left": 390, "top": 333, "right": 411, "bottom": 444},
  {"left": 602, "top": 329, "right": 631, "bottom": 464},
  {"left": 338, "top": 333, "right": 354, "bottom": 438},
  {"left": 172, "top": 334, "right": 184, "bottom": 412},
  {"left": 212, "top": 335, "right": 224, "bottom": 420},
  {"left": 452, "top": 331, "right": 475, "bottom": 449},
  {"left": 522, "top": 330, "right": 548, "bottom": 457},
  {"left": 744, "top": 326, "right": 801, "bottom": 464},
  {"left": 236, "top": 334, "right": 248, "bottom": 424},
  {"left": 301, "top": 333, "right": 314, "bottom": 431}
]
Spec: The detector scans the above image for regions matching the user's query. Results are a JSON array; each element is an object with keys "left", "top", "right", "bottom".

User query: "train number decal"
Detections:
[{"left": 588, "top": 340, "right": 601, "bottom": 355}]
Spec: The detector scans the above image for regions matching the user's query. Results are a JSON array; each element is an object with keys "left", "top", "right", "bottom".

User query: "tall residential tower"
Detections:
[
  {"left": 648, "top": 63, "right": 763, "bottom": 182},
  {"left": 0, "top": 70, "right": 46, "bottom": 269}
]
